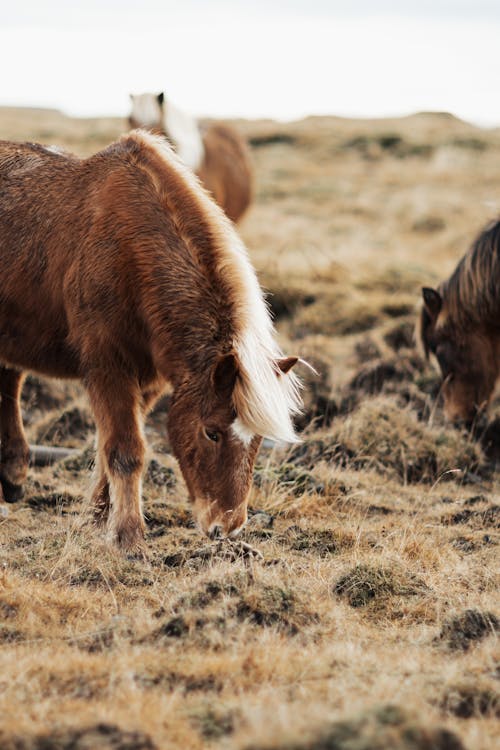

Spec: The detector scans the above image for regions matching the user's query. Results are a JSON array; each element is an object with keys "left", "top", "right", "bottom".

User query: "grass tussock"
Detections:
[
  {"left": 289, "top": 396, "right": 482, "bottom": 484},
  {"left": 35, "top": 405, "right": 94, "bottom": 447},
  {"left": 437, "top": 609, "right": 500, "bottom": 651},
  {"left": 334, "top": 397, "right": 481, "bottom": 483},
  {"left": 236, "top": 583, "right": 317, "bottom": 633},
  {"left": 441, "top": 682, "right": 500, "bottom": 719},
  {"left": 245, "top": 705, "right": 466, "bottom": 750},
  {"left": 0, "top": 724, "right": 157, "bottom": 750},
  {"left": 334, "top": 563, "right": 429, "bottom": 609}
]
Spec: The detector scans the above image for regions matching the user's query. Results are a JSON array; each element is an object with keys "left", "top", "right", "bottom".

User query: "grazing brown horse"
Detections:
[
  {"left": 0, "top": 131, "right": 301, "bottom": 551},
  {"left": 129, "top": 93, "right": 253, "bottom": 223},
  {"left": 418, "top": 219, "right": 500, "bottom": 424}
]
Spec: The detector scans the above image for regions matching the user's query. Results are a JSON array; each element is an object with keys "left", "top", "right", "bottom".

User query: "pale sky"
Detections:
[{"left": 1, "top": 1, "right": 500, "bottom": 125}]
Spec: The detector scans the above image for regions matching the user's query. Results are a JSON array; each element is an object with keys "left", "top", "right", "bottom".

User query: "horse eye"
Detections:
[
  {"left": 436, "top": 344, "right": 453, "bottom": 376},
  {"left": 204, "top": 428, "right": 220, "bottom": 443}
]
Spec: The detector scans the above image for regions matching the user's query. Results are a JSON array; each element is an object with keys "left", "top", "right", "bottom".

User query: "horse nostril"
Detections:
[{"left": 208, "top": 524, "right": 223, "bottom": 540}]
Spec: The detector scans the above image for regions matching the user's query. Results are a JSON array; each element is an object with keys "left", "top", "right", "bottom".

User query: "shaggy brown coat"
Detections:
[
  {"left": 418, "top": 219, "right": 500, "bottom": 423},
  {"left": 197, "top": 123, "right": 253, "bottom": 224},
  {"left": 0, "top": 133, "right": 299, "bottom": 551}
]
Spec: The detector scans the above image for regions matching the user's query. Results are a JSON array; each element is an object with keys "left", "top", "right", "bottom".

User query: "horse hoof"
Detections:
[
  {"left": 125, "top": 548, "right": 149, "bottom": 563},
  {"left": 92, "top": 510, "right": 109, "bottom": 528},
  {"left": 0, "top": 475, "right": 24, "bottom": 503},
  {"left": 109, "top": 526, "right": 147, "bottom": 560},
  {"left": 121, "top": 539, "right": 149, "bottom": 562}
]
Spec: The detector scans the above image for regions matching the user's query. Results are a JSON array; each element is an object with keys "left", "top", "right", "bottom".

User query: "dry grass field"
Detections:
[{"left": 0, "top": 107, "right": 498, "bottom": 749}]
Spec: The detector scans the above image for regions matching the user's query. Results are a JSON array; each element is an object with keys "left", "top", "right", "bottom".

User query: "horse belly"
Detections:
[{"left": 0, "top": 311, "right": 80, "bottom": 379}]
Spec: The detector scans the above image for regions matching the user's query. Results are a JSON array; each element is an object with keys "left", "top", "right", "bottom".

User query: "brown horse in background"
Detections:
[
  {"left": 418, "top": 219, "right": 500, "bottom": 424},
  {"left": 129, "top": 93, "right": 253, "bottom": 223},
  {"left": 0, "top": 131, "right": 301, "bottom": 552}
]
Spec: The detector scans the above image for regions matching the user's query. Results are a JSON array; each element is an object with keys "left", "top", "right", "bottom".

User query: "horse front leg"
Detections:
[
  {"left": 0, "top": 367, "right": 30, "bottom": 502},
  {"left": 89, "top": 381, "right": 165, "bottom": 529},
  {"left": 91, "top": 446, "right": 111, "bottom": 527},
  {"left": 86, "top": 371, "right": 146, "bottom": 552}
]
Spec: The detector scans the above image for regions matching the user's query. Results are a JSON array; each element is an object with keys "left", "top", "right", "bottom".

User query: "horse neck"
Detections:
[
  {"left": 144, "top": 235, "right": 235, "bottom": 387},
  {"left": 163, "top": 102, "right": 205, "bottom": 172},
  {"left": 127, "top": 130, "right": 236, "bottom": 385}
]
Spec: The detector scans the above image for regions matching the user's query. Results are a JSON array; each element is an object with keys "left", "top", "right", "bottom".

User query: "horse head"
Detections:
[
  {"left": 128, "top": 92, "right": 165, "bottom": 135},
  {"left": 167, "top": 352, "right": 298, "bottom": 537},
  {"left": 419, "top": 287, "right": 498, "bottom": 425}
]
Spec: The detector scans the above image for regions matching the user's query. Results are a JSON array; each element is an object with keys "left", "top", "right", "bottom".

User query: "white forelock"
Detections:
[
  {"left": 129, "top": 93, "right": 162, "bottom": 129},
  {"left": 217, "top": 226, "right": 302, "bottom": 443},
  {"left": 231, "top": 417, "right": 254, "bottom": 446}
]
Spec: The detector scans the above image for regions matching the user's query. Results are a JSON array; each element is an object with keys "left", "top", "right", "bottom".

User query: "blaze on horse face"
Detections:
[
  {"left": 421, "top": 287, "right": 498, "bottom": 424},
  {"left": 167, "top": 353, "right": 267, "bottom": 538},
  {"left": 128, "top": 92, "right": 164, "bottom": 133}
]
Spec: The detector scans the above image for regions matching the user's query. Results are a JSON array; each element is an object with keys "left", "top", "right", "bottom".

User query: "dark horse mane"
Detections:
[{"left": 440, "top": 219, "right": 500, "bottom": 330}]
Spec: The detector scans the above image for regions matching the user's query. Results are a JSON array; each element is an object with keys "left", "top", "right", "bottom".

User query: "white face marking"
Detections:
[
  {"left": 231, "top": 417, "right": 254, "bottom": 446},
  {"left": 44, "top": 144, "right": 65, "bottom": 155},
  {"left": 130, "top": 93, "right": 162, "bottom": 129},
  {"left": 130, "top": 94, "right": 204, "bottom": 171}
]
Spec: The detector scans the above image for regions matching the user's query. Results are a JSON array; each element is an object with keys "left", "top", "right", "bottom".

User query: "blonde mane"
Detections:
[
  {"left": 129, "top": 130, "right": 302, "bottom": 443},
  {"left": 163, "top": 99, "right": 204, "bottom": 172}
]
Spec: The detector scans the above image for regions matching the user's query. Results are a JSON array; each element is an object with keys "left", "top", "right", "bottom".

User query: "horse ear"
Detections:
[
  {"left": 276, "top": 356, "right": 299, "bottom": 375},
  {"left": 157, "top": 92, "right": 165, "bottom": 106},
  {"left": 213, "top": 353, "right": 239, "bottom": 398},
  {"left": 422, "top": 287, "right": 442, "bottom": 320}
]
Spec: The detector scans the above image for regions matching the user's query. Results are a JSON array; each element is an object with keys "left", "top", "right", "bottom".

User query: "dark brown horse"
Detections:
[
  {"left": 418, "top": 219, "right": 500, "bottom": 423},
  {"left": 0, "top": 131, "right": 301, "bottom": 552},
  {"left": 129, "top": 93, "right": 253, "bottom": 223}
]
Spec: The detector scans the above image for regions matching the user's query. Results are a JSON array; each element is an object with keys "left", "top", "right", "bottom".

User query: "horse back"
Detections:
[
  {"left": 198, "top": 124, "right": 253, "bottom": 223},
  {"left": 0, "top": 139, "right": 163, "bottom": 380}
]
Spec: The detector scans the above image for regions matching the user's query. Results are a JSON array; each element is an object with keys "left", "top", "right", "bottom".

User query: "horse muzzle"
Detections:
[{"left": 193, "top": 496, "right": 248, "bottom": 539}]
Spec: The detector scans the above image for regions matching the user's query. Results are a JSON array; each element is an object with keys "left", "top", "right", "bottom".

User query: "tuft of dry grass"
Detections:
[
  {"left": 245, "top": 704, "right": 467, "bottom": 750},
  {"left": 441, "top": 682, "right": 500, "bottom": 720},
  {"left": 437, "top": 610, "right": 500, "bottom": 651},
  {"left": 334, "top": 563, "right": 429, "bottom": 608},
  {"left": 333, "top": 396, "right": 482, "bottom": 483}
]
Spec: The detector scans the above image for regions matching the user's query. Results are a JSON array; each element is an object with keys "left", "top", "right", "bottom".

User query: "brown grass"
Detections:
[{"left": 0, "top": 107, "right": 498, "bottom": 749}]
